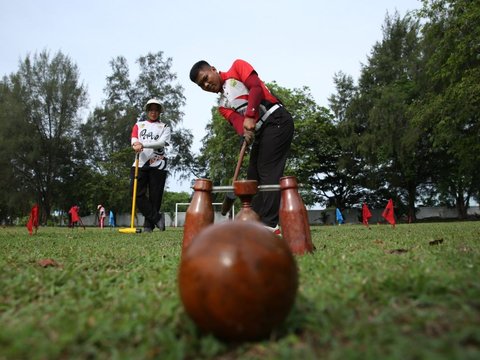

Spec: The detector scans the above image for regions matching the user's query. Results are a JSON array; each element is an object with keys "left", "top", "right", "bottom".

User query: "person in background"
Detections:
[
  {"left": 336, "top": 208, "right": 345, "bottom": 225},
  {"left": 131, "top": 98, "right": 171, "bottom": 233},
  {"left": 189, "top": 59, "right": 294, "bottom": 234},
  {"left": 109, "top": 209, "right": 116, "bottom": 228},
  {"left": 68, "top": 205, "right": 79, "bottom": 228},
  {"left": 98, "top": 204, "right": 106, "bottom": 229}
]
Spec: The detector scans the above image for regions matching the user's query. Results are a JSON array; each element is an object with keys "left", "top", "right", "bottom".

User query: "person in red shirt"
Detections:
[
  {"left": 68, "top": 205, "right": 80, "bottom": 228},
  {"left": 131, "top": 98, "right": 171, "bottom": 232},
  {"left": 190, "top": 59, "right": 294, "bottom": 232}
]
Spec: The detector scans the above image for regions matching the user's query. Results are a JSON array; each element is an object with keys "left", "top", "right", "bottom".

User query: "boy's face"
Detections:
[
  {"left": 195, "top": 66, "right": 222, "bottom": 93},
  {"left": 147, "top": 104, "right": 161, "bottom": 121}
]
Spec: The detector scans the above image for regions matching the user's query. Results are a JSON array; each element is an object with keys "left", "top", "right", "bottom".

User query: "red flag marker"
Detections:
[
  {"left": 382, "top": 199, "right": 396, "bottom": 228},
  {"left": 26, "top": 203, "right": 39, "bottom": 235},
  {"left": 362, "top": 203, "right": 372, "bottom": 227}
]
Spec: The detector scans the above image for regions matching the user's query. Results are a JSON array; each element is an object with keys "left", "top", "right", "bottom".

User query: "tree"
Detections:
[
  {"left": 414, "top": 0, "right": 480, "bottom": 218},
  {"left": 78, "top": 52, "right": 195, "bottom": 213},
  {"left": 197, "top": 108, "right": 245, "bottom": 180},
  {"left": 342, "top": 12, "right": 429, "bottom": 220},
  {"left": 329, "top": 73, "right": 372, "bottom": 208},
  {"left": 0, "top": 79, "right": 27, "bottom": 222},
  {"left": 0, "top": 50, "right": 88, "bottom": 222},
  {"left": 197, "top": 81, "right": 364, "bottom": 208},
  {"left": 195, "top": 107, "right": 246, "bottom": 204},
  {"left": 329, "top": 71, "right": 357, "bottom": 124},
  {"left": 269, "top": 82, "right": 365, "bottom": 209}
]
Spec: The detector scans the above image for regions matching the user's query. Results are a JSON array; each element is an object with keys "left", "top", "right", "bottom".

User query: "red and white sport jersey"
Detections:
[
  {"left": 131, "top": 119, "right": 171, "bottom": 169},
  {"left": 219, "top": 59, "right": 279, "bottom": 135}
]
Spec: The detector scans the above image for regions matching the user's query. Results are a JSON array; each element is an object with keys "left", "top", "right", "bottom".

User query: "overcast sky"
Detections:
[{"left": 1, "top": 0, "right": 421, "bottom": 193}]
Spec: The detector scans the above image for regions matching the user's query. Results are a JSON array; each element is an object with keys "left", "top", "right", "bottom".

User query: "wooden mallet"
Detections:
[{"left": 221, "top": 140, "right": 248, "bottom": 216}]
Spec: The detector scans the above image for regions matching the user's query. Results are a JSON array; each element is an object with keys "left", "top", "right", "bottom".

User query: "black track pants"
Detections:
[
  {"left": 130, "top": 167, "right": 167, "bottom": 228},
  {"left": 247, "top": 106, "right": 294, "bottom": 227}
]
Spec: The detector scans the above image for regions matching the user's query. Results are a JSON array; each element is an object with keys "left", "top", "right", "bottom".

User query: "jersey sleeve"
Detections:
[
  {"left": 219, "top": 107, "right": 245, "bottom": 135},
  {"left": 142, "top": 124, "right": 171, "bottom": 149},
  {"left": 131, "top": 123, "right": 139, "bottom": 144},
  {"left": 243, "top": 73, "right": 263, "bottom": 118},
  {"left": 230, "top": 59, "right": 255, "bottom": 81}
]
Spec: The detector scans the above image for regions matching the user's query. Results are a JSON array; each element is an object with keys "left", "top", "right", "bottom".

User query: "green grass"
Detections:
[{"left": 1, "top": 222, "right": 479, "bottom": 359}]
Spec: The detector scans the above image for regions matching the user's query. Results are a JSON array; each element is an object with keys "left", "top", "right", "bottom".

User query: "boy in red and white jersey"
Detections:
[{"left": 190, "top": 59, "right": 294, "bottom": 233}]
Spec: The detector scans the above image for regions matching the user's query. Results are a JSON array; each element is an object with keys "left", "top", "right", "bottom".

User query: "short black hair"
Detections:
[{"left": 189, "top": 60, "right": 210, "bottom": 82}]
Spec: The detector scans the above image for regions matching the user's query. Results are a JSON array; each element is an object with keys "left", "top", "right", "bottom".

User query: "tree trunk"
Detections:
[
  {"left": 456, "top": 193, "right": 467, "bottom": 220},
  {"left": 407, "top": 181, "right": 417, "bottom": 223},
  {"left": 40, "top": 189, "right": 51, "bottom": 225}
]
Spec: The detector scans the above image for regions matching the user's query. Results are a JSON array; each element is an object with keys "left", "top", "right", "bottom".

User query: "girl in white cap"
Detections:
[{"left": 131, "top": 98, "right": 171, "bottom": 232}]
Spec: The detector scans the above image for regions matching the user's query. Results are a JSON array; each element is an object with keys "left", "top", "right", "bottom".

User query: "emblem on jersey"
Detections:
[
  {"left": 149, "top": 152, "right": 167, "bottom": 170},
  {"left": 221, "top": 78, "right": 249, "bottom": 113},
  {"left": 140, "top": 128, "right": 160, "bottom": 141}
]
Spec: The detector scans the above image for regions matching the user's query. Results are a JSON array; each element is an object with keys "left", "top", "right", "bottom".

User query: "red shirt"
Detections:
[
  {"left": 69, "top": 206, "right": 80, "bottom": 222},
  {"left": 219, "top": 59, "right": 278, "bottom": 135}
]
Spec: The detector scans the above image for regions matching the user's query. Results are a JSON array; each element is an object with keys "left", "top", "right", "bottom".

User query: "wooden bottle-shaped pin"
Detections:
[
  {"left": 233, "top": 180, "right": 261, "bottom": 222},
  {"left": 182, "top": 179, "right": 214, "bottom": 252},
  {"left": 279, "top": 176, "right": 314, "bottom": 255}
]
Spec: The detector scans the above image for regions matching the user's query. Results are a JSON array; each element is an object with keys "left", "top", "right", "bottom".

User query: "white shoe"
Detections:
[{"left": 264, "top": 224, "right": 282, "bottom": 236}]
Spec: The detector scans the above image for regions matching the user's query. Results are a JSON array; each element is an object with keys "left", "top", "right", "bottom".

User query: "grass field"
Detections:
[{"left": 1, "top": 222, "right": 479, "bottom": 359}]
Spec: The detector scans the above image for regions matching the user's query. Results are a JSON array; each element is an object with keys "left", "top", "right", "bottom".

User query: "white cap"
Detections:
[{"left": 145, "top": 98, "right": 163, "bottom": 112}]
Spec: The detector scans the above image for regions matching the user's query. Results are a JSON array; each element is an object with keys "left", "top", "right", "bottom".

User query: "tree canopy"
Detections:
[{"left": 0, "top": 50, "right": 194, "bottom": 223}]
